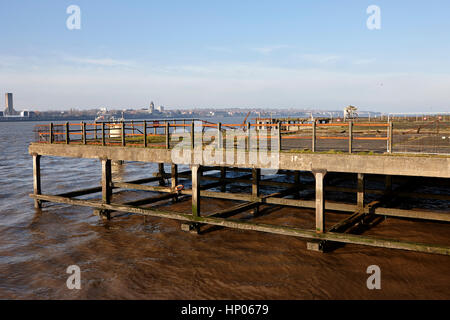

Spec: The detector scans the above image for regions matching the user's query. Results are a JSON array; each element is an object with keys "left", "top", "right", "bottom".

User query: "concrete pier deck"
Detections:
[{"left": 29, "top": 120, "right": 450, "bottom": 256}]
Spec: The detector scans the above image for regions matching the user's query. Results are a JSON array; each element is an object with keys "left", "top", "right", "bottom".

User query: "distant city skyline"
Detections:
[{"left": 1, "top": 1, "right": 450, "bottom": 112}]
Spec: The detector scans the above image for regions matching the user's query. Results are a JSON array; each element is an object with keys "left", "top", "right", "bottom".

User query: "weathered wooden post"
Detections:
[
  {"left": 121, "top": 121, "right": 126, "bottom": 146},
  {"left": 166, "top": 122, "right": 170, "bottom": 149},
  {"left": 388, "top": 121, "right": 393, "bottom": 153},
  {"left": 277, "top": 122, "right": 282, "bottom": 152},
  {"left": 348, "top": 120, "right": 353, "bottom": 154},
  {"left": 65, "top": 122, "right": 70, "bottom": 144},
  {"left": 143, "top": 120, "right": 147, "bottom": 147},
  {"left": 217, "top": 123, "right": 222, "bottom": 150},
  {"left": 357, "top": 173, "right": 365, "bottom": 212},
  {"left": 311, "top": 121, "right": 316, "bottom": 152},
  {"left": 32, "top": 153, "right": 41, "bottom": 209},
  {"left": 252, "top": 168, "right": 260, "bottom": 215},
  {"left": 154, "top": 121, "right": 157, "bottom": 135},
  {"left": 246, "top": 122, "right": 251, "bottom": 151},
  {"left": 191, "top": 121, "right": 195, "bottom": 149},
  {"left": 100, "top": 158, "right": 112, "bottom": 220},
  {"left": 50, "top": 123, "right": 54, "bottom": 144},
  {"left": 82, "top": 121, "right": 86, "bottom": 145},
  {"left": 94, "top": 121, "right": 97, "bottom": 140},
  {"left": 101, "top": 122, "right": 106, "bottom": 146}
]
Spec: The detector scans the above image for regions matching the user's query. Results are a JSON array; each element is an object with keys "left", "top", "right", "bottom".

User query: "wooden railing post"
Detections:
[
  {"left": 246, "top": 122, "right": 251, "bottom": 151},
  {"left": 311, "top": 121, "right": 316, "bottom": 152},
  {"left": 50, "top": 123, "right": 54, "bottom": 144},
  {"left": 121, "top": 121, "right": 126, "bottom": 146},
  {"left": 348, "top": 121, "right": 353, "bottom": 154},
  {"left": 388, "top": 121, "right": 393, "bottom": 153},
  {"left": 277, "top": 122, "right": 282, "bottom": 152},
  {"left": 143, "top": 120, "right": 147, "bottom": 147},
  {"left": 217, "top": 122, "right": 222, "bottom": 149},
  {"left": 102, "top": 122, "right": 106, "bottom": 146},
  {"left": 166, "top": 122, "right": 170, "bottom": 149},
  {"left": 82, "top": 121, "right": 86, "bottom": 145},
  {"left": 191, "top": 121, "right": 195, "bottom": 149},
  {"left": 65, "top": 122, "right": 70, "bottom": 144}
]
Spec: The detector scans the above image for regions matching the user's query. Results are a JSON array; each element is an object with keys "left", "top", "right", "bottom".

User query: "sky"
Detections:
[{"left": 0, "top": 0, "right": 449, "bottom": 113}]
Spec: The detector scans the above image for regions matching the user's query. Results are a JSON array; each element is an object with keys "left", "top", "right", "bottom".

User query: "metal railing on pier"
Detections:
[{"left": 33, "top": 117, "right": 450, "bottom": 155}]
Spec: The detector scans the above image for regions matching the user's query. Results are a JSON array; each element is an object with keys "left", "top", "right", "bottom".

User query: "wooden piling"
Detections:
[
  {"left": 101, "top": 158, "right": 112, "bottom": 219},
  {"left": 357, "top": 173, "right": 365, "bottom": 211},
  {"left": 32, "top": 153, "right": 41, "bottom": 209}
]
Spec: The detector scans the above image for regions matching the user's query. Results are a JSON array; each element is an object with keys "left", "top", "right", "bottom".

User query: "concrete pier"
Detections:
[{"left": 28, "top": 120, "right": 450, "bottom": 256}]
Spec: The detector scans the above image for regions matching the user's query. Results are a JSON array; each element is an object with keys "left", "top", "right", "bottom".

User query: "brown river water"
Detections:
[{"left": 0, "top": 121, "right": 449, "bottom": 299}]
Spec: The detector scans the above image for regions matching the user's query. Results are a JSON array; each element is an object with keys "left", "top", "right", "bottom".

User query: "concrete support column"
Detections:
[
  {"left": 220, "top": 167, "right": 226, "bottom": 192},
  {"left": 32, "top": 153, "right": 41, "bottom": 209},
  {"left": 252, "top": 168, "right": 261, "bottom": 215},
  {"left": 385, "top": 175, "right": 392, "bottom": 193},
  {"left": 312, "top": 169, "right": 327, "bottom": 233},
  {"left": 158, "top": 163, "right": 166, "bottom": 186},
  {"left": 294, "top": 171, "right": 301, "bottom": 199},
  {"left": 101, "top": 158, "right": 112, "bottom": 219},
  {"left": 357, "top": 173, "right": 365, "bottom": 212}
]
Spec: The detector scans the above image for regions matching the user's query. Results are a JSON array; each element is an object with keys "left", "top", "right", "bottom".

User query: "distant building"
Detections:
[
  {"left": 149, "top": 101, "right": 155, "bottom": 113},
  {"left": 4, "top": 93, "right": 16, "bottom": 116},
  {"left": 156, "top": 105, "right": 164, "bottom": 112}
]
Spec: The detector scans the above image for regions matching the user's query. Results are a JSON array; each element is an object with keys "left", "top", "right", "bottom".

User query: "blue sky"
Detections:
[{"left": 1, "top": 0, "right": 449, "bottom": 112}]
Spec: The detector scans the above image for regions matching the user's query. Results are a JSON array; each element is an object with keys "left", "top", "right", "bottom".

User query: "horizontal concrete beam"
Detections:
[{"left": 29, "top": 143, "right": 450, "bottom": 178}]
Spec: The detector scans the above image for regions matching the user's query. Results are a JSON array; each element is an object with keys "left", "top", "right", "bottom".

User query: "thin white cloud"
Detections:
[
  {"left": 64, "top": 57, "right": 133, "bottom": 67},
  {"left": 252, "top": 45, "right": 291, "bottom": 55},
  {"left": 298, "top": 54, "right": 340, "bottom": 64},
  {"left": 353, "top": 58, "right": 376, "bottom": 65},
  {"left": 205, "top": 46, "right": 233, "bottom": 53}
]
